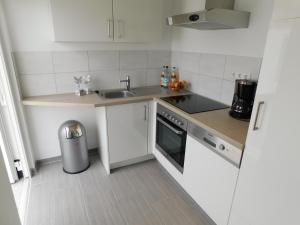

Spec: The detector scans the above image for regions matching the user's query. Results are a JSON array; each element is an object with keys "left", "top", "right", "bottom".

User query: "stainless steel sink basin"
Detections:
[
  {"left": 100, "top": 90, "right": 136, "bottom": 99},
  {"left": 99, "top": 86, "right": 168, "bottom": 99}
]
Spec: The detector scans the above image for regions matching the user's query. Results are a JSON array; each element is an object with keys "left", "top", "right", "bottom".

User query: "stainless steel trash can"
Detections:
[{"left": 58, "top": 120, "right": 90, "bottom": 174}]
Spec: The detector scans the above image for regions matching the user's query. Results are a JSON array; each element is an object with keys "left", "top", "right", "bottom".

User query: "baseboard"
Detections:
[
  {"left": 36, "top": 148, "right": 99, "bottom": 168},
  {"left": 110, "top": 154, "right": 154, "bottom": 170}
]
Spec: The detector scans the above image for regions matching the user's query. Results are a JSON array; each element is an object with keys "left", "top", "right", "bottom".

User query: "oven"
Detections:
[{"left": 156, "top": 104, "right": 188, "bottom": 173}]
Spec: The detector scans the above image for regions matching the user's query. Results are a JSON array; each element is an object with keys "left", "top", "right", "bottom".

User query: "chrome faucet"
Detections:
[{"left": 120, "top": 75, "right": 131, "bottom": 91}]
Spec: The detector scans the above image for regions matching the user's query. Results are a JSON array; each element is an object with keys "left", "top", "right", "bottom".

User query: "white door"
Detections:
[
  {"left": 50, "top": 0, "right": 114, "bottom": 42},
  {"left": 184, "top": 135, "right": 239, "bottom": 225},
  {"left": 107, "top": 102, "right": 148, "bottom": 164},
  {"left": 113, "top": 0, "right": 163, "bottom": 42},
  {"left": 228, "top": 19, "right": 300, "bottom": 225}
]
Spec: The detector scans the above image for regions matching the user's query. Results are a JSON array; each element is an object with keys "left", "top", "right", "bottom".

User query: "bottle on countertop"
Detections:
[
  {"left": 160, "top": 67, "right": 165, "bottom": 87},
  {"left": 161, "top": 65, "right": 171, "bottom": 88}
]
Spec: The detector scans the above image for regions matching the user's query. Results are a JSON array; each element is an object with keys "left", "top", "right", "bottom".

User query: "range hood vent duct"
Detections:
[{"left": 167, "top": 0, "right": 250, "bottom": 30}]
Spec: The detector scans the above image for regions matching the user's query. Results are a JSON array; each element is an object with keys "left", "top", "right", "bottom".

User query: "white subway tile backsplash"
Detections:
[
  {"left": 171, "top": 51, "right": 182, "bottom": 68},
  {"left": 53, "top": 51, "right": 89, "bottom": 73},
  {"left": 91, "top": 70, "right": 120, "bottom": 90},
  {"left": 147, "top": 51, "right": 170, "bottom": 69},
  {"left": 180, "top": 71, "right": 199, "bottom": 92},
  {"left": 195, "top": 75, "right": 223, "bottom": 101},
  {"left": 224, "top": 56, "right": 262, "bottom": 81},
  {"left": 55, "top": 72, "right": 88, "bottom": 94},
  {"left": 120, "top": 70, "right": 147, "bottom": 88},
  {"left": 14, "top": 52, "right": 54, "bottom": 75},
  {"left": 20, "top": 74, "right": 56, "bottom": 97},
  {"left": 181, "top": 52, "right": 200, "bottom": 73},
  {"left": 199, "top": 53, "right": 226, "bottom": 78},
  {"left": 146, "top": 69, "right": 161, "bottom": 86},
  {"left": 88, "top": 51, "right": 119, "bottom": 71},
  {"left": 15, "top": 50, "right": 260, "bottom": 102},
  {"left": 120, "top": 51, "right": 148, "bottom": 70},
  {"left": 221, "top": 80, "right": 235, "bottom": 105}
]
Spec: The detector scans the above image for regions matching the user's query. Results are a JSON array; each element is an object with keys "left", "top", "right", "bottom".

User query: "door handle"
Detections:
[
  {"left": 253, "top": 101, "right": 265, "bottom": 131},
  {"left": 157, "top": 117, "right": 184, "bottom": 135}
]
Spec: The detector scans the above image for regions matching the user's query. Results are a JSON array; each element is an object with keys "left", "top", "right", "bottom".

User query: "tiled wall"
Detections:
[
  {"left": 14, "top": 50, "right": 262, "bottom": 105},
  {"left": 172, "top": 52, "right": 262, "bottom": 105},
  {"left": 14, "top": 50, "right": 171, "bottom": 97}
]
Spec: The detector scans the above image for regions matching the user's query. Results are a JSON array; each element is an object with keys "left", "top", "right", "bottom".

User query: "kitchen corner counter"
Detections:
[
  {"left": 22, "top": 87, "right": 190, "bottom": 107},
  {"left": 155, "top": 98, "right": 249, "bottom": 150}
]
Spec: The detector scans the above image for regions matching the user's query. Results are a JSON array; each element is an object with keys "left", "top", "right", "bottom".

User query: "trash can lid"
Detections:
[{"left": 59, "top": 120, "right": 84, "bottom": 139}]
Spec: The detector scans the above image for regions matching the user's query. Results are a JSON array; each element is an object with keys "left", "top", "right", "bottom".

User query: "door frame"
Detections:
[{"left": 0, "top": 2, "right": 35, "bottom": 178}]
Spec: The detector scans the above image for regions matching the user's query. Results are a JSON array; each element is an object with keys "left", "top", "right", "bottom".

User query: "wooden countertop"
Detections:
[
  {"left": 22, "top": 87, "right": 189, "bottom": 107},
  {"left": 22, "top": 87, "right": 249, "bottom": 150},
  {"left": 155, "top": 98, "right": 249, "bottom": 150}
]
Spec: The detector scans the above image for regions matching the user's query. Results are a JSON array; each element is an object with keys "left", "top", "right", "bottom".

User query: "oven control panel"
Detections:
[
  {"left": 188, "top": 123, "right": 243, "bottom": 168},
  {"left": 157, "top": 104, "right": 188, "bottom": 130}
]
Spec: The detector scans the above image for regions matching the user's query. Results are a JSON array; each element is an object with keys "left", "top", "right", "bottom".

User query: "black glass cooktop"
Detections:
[{"left": 161, "top": 94, "right": 229, "bottom": 114}]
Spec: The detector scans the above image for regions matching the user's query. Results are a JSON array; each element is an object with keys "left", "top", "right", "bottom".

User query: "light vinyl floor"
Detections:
[{"left": 26, "top": 156, "right": 213, "bottom": 225}]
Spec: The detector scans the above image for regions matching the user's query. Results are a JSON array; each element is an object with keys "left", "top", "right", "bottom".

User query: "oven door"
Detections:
[{"left": 156, "top": 115, "right": 187, "bottom": 173}]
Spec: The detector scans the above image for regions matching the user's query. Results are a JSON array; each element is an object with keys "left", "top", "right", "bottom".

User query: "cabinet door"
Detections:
[
  {"left": 113, "top": 0, "right": 163, "bottom": 42},
  {"left": 273, "top": 0, "right": 300, "bottom": 20},
  {"left": 50, "top": 0, "right": 113, "bottom": 42},
  {"left": 228, "top": 19, "right": 300, "bottom": 225},
  {"left": 184, "top": 135, "right": 239, "bottom": 225},
  {"left": 107, "top": 102, "right": 148, "bottom": 164}
]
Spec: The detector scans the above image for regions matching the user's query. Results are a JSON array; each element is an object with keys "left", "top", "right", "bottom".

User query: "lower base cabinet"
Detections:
[
  {"left": 183, "top": 135, "right": 239, "bottom": 225},
  {"left": 106, "top": 101, "right": 149, "bottom": 164},
  {"left": 96, "top": 101, "right": 151, "bottom": 173}
]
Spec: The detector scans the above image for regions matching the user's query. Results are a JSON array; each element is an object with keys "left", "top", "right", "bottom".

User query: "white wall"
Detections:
[
  {"left": 0, "top": 152, "right": 21, "bottom": 225},
  {"left": 25, "top": 106, "right": 98, "bottom": 160},
  {"left": 171, "top": 0, "right": 274, "bottom": 57}
]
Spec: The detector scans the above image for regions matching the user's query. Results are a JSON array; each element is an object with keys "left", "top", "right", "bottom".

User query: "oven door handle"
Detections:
[{"left": 157, "top": 117, "right": 184, "bottom": 135}]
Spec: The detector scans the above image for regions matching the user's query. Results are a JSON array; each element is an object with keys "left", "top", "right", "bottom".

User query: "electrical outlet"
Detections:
[{"left": 232, "top": 72, "right": 251, "bottom": 80}]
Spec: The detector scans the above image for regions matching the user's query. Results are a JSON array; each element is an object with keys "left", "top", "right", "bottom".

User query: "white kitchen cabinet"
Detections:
[
  {"left": 184, "top": 135, "right": 239, "bottom": 225},
  {"left": 113, "top": 0, "right": 163, "bottom": 42},
  {"left": 273, "top": 0, "right": 300, "bottom": 20},
  {"left": 50, "top": 0, "right": 113, "bottom": 42},
  {"left": 106, "top": 101, "right": 149, "bottom": 164},
  {"left": 50, "top": 0, "right": 163, "bottom": 42},
  {"left": 228, "top": 17, "right": 300, "bottom": 225}
]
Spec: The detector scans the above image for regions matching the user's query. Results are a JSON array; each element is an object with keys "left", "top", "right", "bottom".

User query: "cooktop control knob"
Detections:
[{"left": 219, "top": 144, "right": 226, "bottom": 151}]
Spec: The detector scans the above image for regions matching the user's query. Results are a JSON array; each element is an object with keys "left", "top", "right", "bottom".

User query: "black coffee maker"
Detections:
[{"left": 230, "top": 79, "right": 257, "bottom": 120}]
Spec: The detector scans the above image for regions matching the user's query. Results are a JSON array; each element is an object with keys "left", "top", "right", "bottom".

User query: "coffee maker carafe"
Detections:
[{"left": 230, "top": 79, "right": 257, "bottom": 120}]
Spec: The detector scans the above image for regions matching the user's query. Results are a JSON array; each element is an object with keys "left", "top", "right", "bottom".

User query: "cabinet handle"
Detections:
[
  {"left": 144, "top": 105, "right": 147, "bottom": 121},
  {"left": 107, "top": 19, "right": 112, "bottom": 38},
  {"left": 253, "top": 101, "right": 265, "bottom": 131},
  {"left": 117, "top": 19, "right": 123, "bottom": 38}
]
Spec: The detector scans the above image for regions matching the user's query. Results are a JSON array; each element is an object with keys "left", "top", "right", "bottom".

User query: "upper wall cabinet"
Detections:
[
  {"left": 113, "top": 0, "right": 163, "bottom": 42},
  {"left": 50, "top": 0, "right": 163, "bottom": 43},
  {"left": 273, "top": 0, "right": 300, "bottom": 20},
  {"left": 50, "top": 0, "right": 113, "bottom": 42}
]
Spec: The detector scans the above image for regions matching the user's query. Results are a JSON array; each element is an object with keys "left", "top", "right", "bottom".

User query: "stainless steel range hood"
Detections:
[{"left": 167, "top": 0, "right": 250, "bottom": 30}]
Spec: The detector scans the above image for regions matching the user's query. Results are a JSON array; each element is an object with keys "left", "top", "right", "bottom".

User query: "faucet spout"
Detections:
[{"left": 120, "top": 75, "right": 131, "bottom": 91}]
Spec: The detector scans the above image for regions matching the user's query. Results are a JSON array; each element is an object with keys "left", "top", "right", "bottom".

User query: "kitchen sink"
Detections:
[
  {"left": 100, "top": 90, "right": 136, "bottom": 99},
  {"left": 99, "top": 86, "right": 167, "bottom": 99}
]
